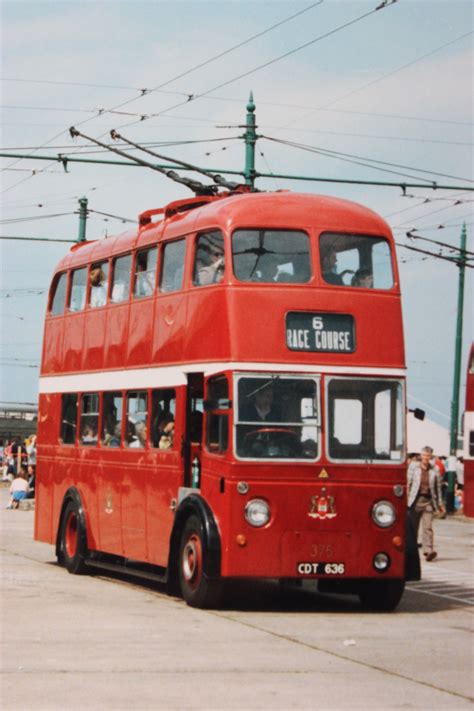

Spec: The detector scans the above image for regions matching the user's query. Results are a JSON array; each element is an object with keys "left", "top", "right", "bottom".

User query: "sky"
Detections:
[{"left": 1, "top": 0, "right": 473, "bottom": 436}]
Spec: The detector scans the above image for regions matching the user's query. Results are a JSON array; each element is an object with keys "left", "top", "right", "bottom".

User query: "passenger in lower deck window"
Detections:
[
  {"left": 103, "top": 422, "right": 122, "bottom": 448},
  {"left": 81, "top": 423, "right": 98, "bottom": 445},
  {"left": 129, "top": 421, "right": 147, "bottom": 449}
]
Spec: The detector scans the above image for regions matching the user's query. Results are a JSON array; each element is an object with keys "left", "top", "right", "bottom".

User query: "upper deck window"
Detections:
[
  {"left": 235, "top": 375, "right": 319, "bottom": 460},
  {"left": 68, "top": 267, "right": 87, "bottom": 312},
  {"left": 160, "top": 239, "right": 185, "bottom": 293},
  {"left": 50, "top": 272, "right": 68, "bottom": 316},
  {"left": 193, "top": 231, "right": 225, "bottom": 286},
  {"left": 134, "top": 247, "right": 157, "bottom": 298},
  {"left": 232, "top": 230, "right": 311, "bottom": 283},
  {"left": 89, "top": 261, "right": 109, "bottom": 308},
  {"left": 320, "top": 233, "right": 394, "bottom": 289},
  {"left": 111, "top": 254, "right": 132, "bottom": 303}
]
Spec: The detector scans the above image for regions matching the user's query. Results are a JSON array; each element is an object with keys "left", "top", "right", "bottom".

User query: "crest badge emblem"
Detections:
[
  {"left": 308, "top": 487, "right": 337, "bottom": 519},
  {"left": 105, "top": 490, "right": 113, "bottom": 515},
  {"left": 318, "top": 468, "right": 329, "bottom": 479}
]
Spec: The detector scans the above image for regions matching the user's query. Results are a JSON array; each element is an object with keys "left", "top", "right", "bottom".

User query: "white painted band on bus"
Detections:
[{"left": 38, "top": 363, "right": 406, "bottom": 394}]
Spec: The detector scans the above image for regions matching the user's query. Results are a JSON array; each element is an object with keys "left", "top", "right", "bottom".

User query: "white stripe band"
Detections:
[{"left": 38, "top": 362, "right": 406, "bottom": 394}]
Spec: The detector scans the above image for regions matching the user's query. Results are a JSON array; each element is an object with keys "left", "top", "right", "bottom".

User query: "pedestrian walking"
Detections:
[{"left": 407, "top": 445, "right": 445, "bottom": 561}]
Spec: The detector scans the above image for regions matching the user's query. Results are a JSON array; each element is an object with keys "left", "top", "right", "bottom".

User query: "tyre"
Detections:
[
  {"left": 359, "top": 579, "right": 405, "bottom": 611},
  {"left": 179, "top": 515, "right": 222, "bottom": 608},
  {"left": 59, "top": 500, "right": 88, "bottom": 574}
]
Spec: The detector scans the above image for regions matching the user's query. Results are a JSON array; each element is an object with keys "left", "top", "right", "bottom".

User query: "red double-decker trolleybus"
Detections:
[{"left": 35, "top": 190, "right": 419, "bottom": 609}]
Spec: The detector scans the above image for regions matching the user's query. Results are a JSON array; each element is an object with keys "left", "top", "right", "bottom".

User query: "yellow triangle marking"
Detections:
[{"left": 318, "top": 468, "right": 329, "bottom": 479}]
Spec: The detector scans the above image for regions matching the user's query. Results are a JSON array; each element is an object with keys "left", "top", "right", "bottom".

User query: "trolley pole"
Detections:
[
  {"left": 446, "top": 223, "right": 467, "bottom": 513},
  {"left": 243, "top": 92, "right": 257, "bottom": 188},
  {"left": 77, "top": 196, "right": 88, "bottom": 243}
]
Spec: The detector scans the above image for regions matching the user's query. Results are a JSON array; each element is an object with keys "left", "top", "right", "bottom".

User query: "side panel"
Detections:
[
  {"left": 82, "top": 308, "right": 107, "bottom": 371},
  {"left": 62, "top": 312, "right": 85, "bottom": 373},
  {"left": 127, "top": 298, "right": 154, "bottom": 366},
  {"left": 41, "top": 319, "right": 64, "bottom": 375},
  {"left": 104, "top": 302, "right": 130, "bottom": 370}
]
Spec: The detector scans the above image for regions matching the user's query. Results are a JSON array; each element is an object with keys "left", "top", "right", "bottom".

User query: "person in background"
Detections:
[
  {"left": 6, "top": 468, "right": 29, "bottom": 509},
  {"left": 407, "top": 445, "right": 445, "bottom": 561},
  {"left": 27, "top": 434, "right": 37, "bottom": 468},
  {"left": 26, "top": 464, "right": 35, "bottom": 499}
]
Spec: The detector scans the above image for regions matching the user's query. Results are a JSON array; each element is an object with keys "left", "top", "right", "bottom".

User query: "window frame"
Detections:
[
  {"left": 110, "top": 252, "right": 133, "bottom": 304},
  {"left": 231, "top": 228, "right": 312, "bottom": 284},
  {"left": 192, "top": 229, "right": 225, "bottom": 287},
  {"left": 325, "top": 376, "right": 405, "bottom": 464},
  {"left": 68, "top": 266, "right": 88, "bottom": 313},
  {"left": 159, "top": 238, "right": 186, "bottom": 293},
  {"left": 89, "top": 260, "right": 110, "bottom": 309},
  {"left": 233, "top": 373, "right": 321, "bottom": 462},
  {"left": 79, "top": 392, "right": 100, "bottom": 446},
  {"left": 133, "top": 247, "right": 158, "bottom": 299},
  {"left": 60, "top": 393, "right": 78, "bottom": 445},
  {"left": 319, "top": 232, "right": 395, "bottom": 290},
  {"left": 49, "top": 271, "right": 69, "bottom": 316}
]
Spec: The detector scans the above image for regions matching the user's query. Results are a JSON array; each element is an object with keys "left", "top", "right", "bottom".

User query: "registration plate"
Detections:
[{"left": 297, "top": 562, "right": 345, "bottom": 575}]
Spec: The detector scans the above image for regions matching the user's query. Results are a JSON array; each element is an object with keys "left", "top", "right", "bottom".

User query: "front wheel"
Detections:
[
  {"left": 359, "top": 579, "right": 405, "bottom": 611},
  {"left": 179, "top": 516, "right": 222, "bottom": 608},
  {"left": 59, "top": 500, "right": 88, "bottom": 574}
]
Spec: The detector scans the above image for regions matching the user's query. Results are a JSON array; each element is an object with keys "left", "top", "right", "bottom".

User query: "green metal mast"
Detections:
[
  {"left": 243, "top": 92, "right": 257, "bottom": 188},
  {"left": 77, "top": 196, "right": 88, "bottom": 243},
  {"left": 446, "top": 222, "right": 467, "bottom": 511}
]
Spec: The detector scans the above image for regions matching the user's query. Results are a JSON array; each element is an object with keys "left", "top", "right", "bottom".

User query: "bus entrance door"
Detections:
[{"left": 185, "top": 373, "right": 204, "bottom": 488}]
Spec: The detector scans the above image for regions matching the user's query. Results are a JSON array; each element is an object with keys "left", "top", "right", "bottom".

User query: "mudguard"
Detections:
[
  {"left": 169, "top": 494, "right": 221, "bottom": 579},
  {"left": 55, "top": 487, "right": 88, "bottom": 559}
]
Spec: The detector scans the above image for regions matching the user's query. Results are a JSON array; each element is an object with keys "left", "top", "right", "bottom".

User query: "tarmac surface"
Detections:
[{"left": 1, "top": 486, "right": 473, "bottom": 710}]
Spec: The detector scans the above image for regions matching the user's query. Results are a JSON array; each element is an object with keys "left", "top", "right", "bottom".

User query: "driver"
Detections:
[{"left": 241, "top": 383, "right": 280, "bottom": 422}]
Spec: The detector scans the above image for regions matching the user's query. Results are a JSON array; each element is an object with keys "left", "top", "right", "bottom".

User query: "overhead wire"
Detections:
[
  {"left": 283, "top": 30, "right": 474, "bottom": 129},
  {"left": 0, "top": 1, "right": 325, "bottom": 191},
  {"left": 115, "top": 1, "right": 397, "bottom": 130},
  {"left": 262, "top": 135, "right": 474, "bottom": 184}
]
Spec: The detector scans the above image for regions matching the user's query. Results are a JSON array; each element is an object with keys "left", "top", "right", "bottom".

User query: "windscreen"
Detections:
[
  {"left": 235, "top": 375, "right": 319, "bottom": 460},
  {"left": 327, "top": 378, "right": 404, "bottom": 462}
]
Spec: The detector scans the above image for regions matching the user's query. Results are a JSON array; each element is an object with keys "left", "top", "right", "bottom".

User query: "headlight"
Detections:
[
  {"left": 244, "top": 499, "right": 270, "bottom": 527},
  {"left": 372, "top": 500, "right": 396, "bottom": 528}
]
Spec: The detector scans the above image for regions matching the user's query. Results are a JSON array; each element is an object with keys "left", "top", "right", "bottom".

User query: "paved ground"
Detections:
[{"left": 1, "top": 487, "right": 473, "bottom": 710}]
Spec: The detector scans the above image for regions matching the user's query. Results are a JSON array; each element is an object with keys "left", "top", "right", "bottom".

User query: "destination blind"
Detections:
[{"left": 286, "top": 312, "right": 355, "bottom": 353}]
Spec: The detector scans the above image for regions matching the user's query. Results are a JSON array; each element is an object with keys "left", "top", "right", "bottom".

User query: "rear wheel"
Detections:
[
  {"left": 359, "top": 579, "right": 405, "bottom": 611},
  {"left": 59, "top": 500, "right": 88, "bottom": 574},
  {"left": 179, "top": 515, "right": 222, "bottom": 608}
]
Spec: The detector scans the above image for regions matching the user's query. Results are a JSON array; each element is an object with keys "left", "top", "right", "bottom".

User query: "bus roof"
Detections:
[{"left": 55, "top": 191, "right": 392, "bottom": 272}]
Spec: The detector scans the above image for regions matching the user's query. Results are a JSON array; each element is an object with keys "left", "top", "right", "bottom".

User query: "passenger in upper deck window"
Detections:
[
  {"left": 90, "top": 266, "right": 108, "bottom": 307},
  {"left": 351, "top": 268, "right": 374, "bottom": 289},
  {"left": 321, "top": 247, "right": 344, "bottom": 285},
  {"left": 321, "top": 247, "right": 354, "bottom": 286},
  {"left": 197, "top": 246, "right": 225, "bottom": 285}
]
